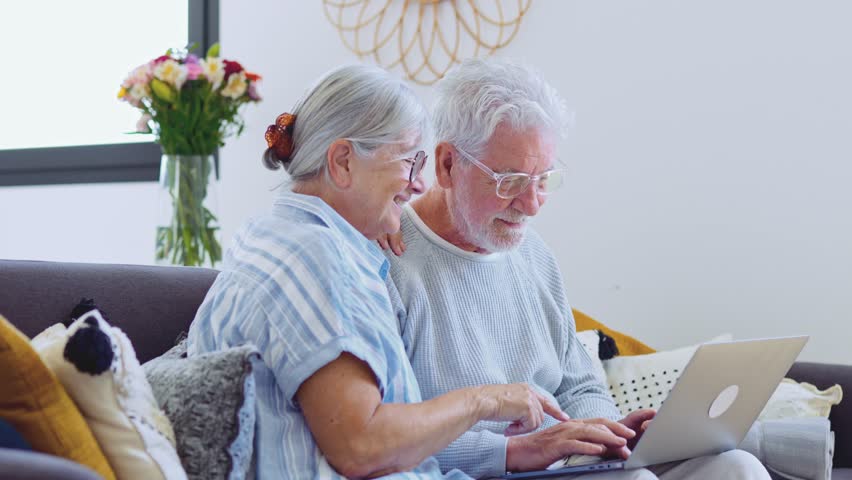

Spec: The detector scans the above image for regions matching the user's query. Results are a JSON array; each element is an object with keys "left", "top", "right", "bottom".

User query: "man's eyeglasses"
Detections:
[
  {"left": 401, "top": 150, "right": 428, "bottom": 183},
  {"left": 454, "top": 146, "right": 565, "bottom": 199}
]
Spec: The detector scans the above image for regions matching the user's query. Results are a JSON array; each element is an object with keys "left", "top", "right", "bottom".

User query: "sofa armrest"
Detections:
[
  {"left": 786, "top": 361, "right": 852, "bottom": 468},
  {"left": 0, "top": 448, "right": 103, "bottom": 480}
]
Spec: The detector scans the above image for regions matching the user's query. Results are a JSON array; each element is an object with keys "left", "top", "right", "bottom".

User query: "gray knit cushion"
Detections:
[{"left": 143, "top": 339, "right": 259, "bottom": 480}]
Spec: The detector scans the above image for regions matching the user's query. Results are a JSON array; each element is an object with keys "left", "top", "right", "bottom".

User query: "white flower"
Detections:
[
  {"left": 220, "top": 71, "right": 248, "bottom": 99},
  {"left": 200, "top": 58, "right": 225, "bottom": 89},
  {"left": 127, "top": 83, "right": 151, "bottom": 102},
  {"left": 153, "top": 59, "right": 188, "bottom": 90}
]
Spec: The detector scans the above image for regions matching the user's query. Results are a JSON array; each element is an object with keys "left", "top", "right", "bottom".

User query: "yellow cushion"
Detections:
[
  {"left": 0, "top": 315, "right": 116, "bottom": 480},
  {"left": 572, "top": 308, "right": 655, "bottom": 356}
]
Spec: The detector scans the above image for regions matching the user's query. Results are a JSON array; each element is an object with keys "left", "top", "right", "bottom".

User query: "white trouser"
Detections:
[{"left": 557, "top": 449, "right": 770, "bottom": 480}]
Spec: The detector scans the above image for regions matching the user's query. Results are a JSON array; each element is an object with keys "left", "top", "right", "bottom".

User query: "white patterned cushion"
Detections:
[
  {"left": 602, "top": 334, "right": 732, "bottom": 416},
  {"left": 31, "top": 310, "right": 186, "bottom": 480}
]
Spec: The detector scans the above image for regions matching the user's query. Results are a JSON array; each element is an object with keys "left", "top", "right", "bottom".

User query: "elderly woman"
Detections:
[{"left": 186, "top": 64, "right": 580, "bottom": 480}]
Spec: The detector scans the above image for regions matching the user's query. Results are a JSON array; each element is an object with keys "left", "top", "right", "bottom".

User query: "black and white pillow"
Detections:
[
  {"left": 31, "top": 309, "right": 187, "bottom": 480},
  {"left": 602, "top": 334, "right": 732, "bottom": 415},
  {"left": 575, "top": 330, "right": 608, "bottom": 384}
]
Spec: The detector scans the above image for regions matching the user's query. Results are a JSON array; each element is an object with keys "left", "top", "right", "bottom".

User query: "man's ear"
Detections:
[
  {"left": 327, "top": 139, "right": 354, "bottom": 188},
  {"left": 434, "top": 142, "right": 456, "bottom": 189}
]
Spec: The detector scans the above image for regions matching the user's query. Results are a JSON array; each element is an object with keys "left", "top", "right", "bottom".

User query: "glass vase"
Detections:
[{"left": 155, "top": 154, "right": 222, "bottom": 267}]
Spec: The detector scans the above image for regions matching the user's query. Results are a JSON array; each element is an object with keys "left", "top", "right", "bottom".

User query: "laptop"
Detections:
[{"left": 501, "top": 336, "right": 808, "bottom": 479}]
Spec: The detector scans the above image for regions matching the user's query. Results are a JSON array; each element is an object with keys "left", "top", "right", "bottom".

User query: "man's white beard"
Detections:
[{"left": 449, "top": 189, "right": 527, "bottom": 253}]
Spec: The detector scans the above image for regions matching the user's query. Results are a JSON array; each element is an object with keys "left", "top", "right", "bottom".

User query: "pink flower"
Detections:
[
  {"left": 120, "top": 63, "right": 153, "bottom": 89},
  {"left": 132, "top": 65, "right": 153, "bottom": 84},
  {"left": 186, "top": 63, "right": 203, "bottom": 80},
  {"left": 135, "top": 113, "right": 153, "bottom": 133},
  {"left": 185, "top": 54, "right": 200, "bottom": 65},
  {"left": 152, "top": 55, "right": 172, "bottom": 64},
  {"left": 247, "top": 81, "right": 261, "bottom": 101}
]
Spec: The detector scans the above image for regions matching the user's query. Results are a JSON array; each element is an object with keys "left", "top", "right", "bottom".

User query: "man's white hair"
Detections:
[{"left": 432, "top": 57, "right": 569, "bottom": 158}]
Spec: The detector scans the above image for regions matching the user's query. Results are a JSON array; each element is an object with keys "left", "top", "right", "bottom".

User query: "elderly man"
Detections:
[{"left": 382, "top": 58, "right": 769, "bottom": 480}]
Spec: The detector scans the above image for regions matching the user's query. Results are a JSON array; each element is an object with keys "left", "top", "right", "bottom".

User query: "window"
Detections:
[{"left": 0, "top": 0, "right": 218, "bottom": 186}]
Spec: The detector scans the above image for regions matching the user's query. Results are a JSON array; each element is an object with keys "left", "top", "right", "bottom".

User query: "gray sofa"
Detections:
[{"left": 0, "top": 259, "right": 849, "bottom": 479}]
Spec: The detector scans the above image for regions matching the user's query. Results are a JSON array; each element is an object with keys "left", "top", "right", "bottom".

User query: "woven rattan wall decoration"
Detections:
[{"left": 323, "top": 0, "right": 532, "bottom": 85}]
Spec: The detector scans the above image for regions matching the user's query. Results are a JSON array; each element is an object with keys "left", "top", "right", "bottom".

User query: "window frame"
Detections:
[{"left": 0, "top": 0, "right": 219, "bottom": 187}]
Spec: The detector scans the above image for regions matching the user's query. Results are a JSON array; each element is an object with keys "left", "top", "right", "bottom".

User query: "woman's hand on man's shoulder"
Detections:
[{"left": 377, "top": 231, "right": 406, "bottom": 256}]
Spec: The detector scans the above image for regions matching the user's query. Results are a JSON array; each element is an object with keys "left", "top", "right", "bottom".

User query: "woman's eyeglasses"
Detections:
[
  {"left": 402, "top": 150, "right": 428, "bottom": 183},
  {"left": 454, "top": 146, "right": 565, "bottom": 199}
]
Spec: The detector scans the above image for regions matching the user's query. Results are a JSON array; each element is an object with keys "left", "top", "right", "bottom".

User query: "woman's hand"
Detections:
[
  {"left": 377, "top": 230, "right": 405, "bottom": 256},
  {"left": 477, "top": 383, "right": 571, "bottom": 435},
  {"left": 298, "top": 355, "right": 574, "bottom": 478}
]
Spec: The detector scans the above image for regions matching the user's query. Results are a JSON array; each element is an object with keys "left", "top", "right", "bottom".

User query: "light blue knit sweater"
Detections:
[{"left": 385, "top": 205, "right": 622, "bottom": 479}]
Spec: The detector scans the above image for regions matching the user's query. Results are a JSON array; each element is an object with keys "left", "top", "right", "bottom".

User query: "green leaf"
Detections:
[{"left": 206, "top": 42, "right": 220, "bottom": 58}]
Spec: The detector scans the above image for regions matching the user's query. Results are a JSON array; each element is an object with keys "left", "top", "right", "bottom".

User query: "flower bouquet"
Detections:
[{"left": 118, "top": 43, "right": 260, "bottom": 267}]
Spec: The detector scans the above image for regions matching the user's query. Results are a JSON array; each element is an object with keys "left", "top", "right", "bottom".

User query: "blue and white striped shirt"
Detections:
[{"left": 187, "top": 192, "right": 470, "bottom": 480}]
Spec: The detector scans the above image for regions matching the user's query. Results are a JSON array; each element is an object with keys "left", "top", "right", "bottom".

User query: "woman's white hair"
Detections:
[
  {"left": 432, "top": 58, "right": 568, "bottom": 157},
  {"left": 263, "top": 64, "right": 431, "bottom": 182}
]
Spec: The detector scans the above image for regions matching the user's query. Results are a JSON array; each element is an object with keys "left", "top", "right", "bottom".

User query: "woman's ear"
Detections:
[
  {"left": 327, "top": 139, "right": 354, "bottom": 188},
  {"left": 434, "top": 142, "right": 456, "bottom": 189}
]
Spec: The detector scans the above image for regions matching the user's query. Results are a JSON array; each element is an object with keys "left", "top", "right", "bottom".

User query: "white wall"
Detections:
[{"left": 1, "top": 0, "right": 849, "bottom": 364}]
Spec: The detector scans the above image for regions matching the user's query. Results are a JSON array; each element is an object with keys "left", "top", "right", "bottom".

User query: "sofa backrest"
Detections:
[{"left": 0, "top": 259, "right": 218, "bottom": 363}]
